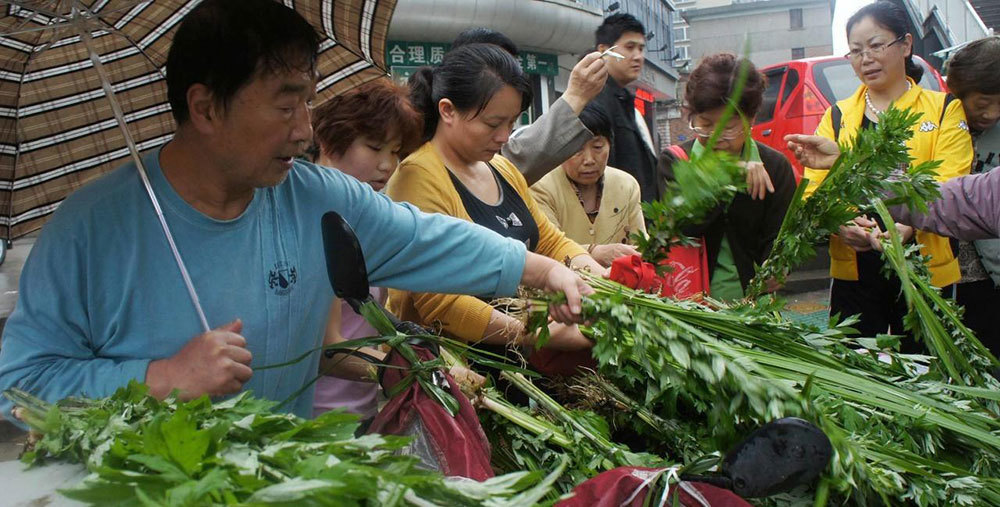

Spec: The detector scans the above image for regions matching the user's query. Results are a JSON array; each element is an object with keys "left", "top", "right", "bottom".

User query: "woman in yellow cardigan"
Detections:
[
  {"left": 531, "top": 103, "right": 645, "bottom": 267},
  {"left": 386, "top": 43, "right": 604, "bottom": 351},
  {"left": 802, "top": 2, "right": 973, "bottom": 348}
]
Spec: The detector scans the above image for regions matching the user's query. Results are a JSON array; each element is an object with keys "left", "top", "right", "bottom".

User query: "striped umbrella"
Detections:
[{"left": 0, "top": 0, "right": 396, "bottom": 244}]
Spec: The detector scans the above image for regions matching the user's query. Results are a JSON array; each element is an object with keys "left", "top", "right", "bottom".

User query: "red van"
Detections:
[{"left": 751, "top": 55, "right": 946, "bottom": 180}]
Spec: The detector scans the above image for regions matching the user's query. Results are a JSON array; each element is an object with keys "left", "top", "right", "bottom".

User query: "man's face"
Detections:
[
  {"left": 214, "top": 69, "right": 317, "bottom": 189},
  {"left": 600, "top": 31, "right": 645, "bottom": 86}
]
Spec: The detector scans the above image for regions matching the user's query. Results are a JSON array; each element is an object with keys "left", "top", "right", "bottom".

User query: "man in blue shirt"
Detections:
[{"left": 0, "top": 0, "right": 591, "bottom": 422}]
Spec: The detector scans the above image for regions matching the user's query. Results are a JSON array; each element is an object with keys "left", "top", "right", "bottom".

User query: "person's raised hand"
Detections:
[
  {"left": 562, "top": 52, "right": 608, "bottom": 114},
  {"left": 146, "top": 319, "right": 253, "bottom": 400},
  {"left": 741, "top": 160, "right": 774, "bottom": 200},
  {"left": 591, "top": 243, "right": 641, "bottom": 267},
  {"left": 784, "top": 134, "right": 840, "bottom": 170}
]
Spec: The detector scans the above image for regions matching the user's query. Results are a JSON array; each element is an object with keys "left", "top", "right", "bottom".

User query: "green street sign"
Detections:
[{"left": 386, "top": 41, "right": 558, "bottom": 76}]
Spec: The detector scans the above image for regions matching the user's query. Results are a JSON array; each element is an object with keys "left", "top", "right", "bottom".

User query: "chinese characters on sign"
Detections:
[{"left": 386, "top": 41, "right": 558, "bottom": 82}]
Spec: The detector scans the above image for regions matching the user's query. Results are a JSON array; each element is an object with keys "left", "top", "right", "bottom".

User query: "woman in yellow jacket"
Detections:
[
  {"left": 803, "top": 1, "right": 973, "bottom": 349},
  {"left": 386, "top": 43, "right": 604, "bottom": 352}
]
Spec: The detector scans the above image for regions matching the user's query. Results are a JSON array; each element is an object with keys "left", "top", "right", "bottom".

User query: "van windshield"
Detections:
[{"left": 812, "top": 59, "right": 941, "bottom": 104}]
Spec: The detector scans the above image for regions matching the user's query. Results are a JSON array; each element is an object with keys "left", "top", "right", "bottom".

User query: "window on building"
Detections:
[
  {"left": 673, "top": 26, "right": 688, "bottom": 42},
  {"left": 791, "top": 47, "right": 806, "bottom": 59},
  {"left": 676, "top": 45, "right": 689, "bottom": 61},
  {"left": 790, "top": 8, "right": 803, "bottom": 30}
]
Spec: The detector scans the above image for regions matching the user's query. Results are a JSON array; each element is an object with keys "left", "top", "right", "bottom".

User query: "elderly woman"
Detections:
[
  {"left": 530, "top": 104, "right": 644, "bottom": 267},
  {"left": 658, "top": 53, "right": 796, "bottom": 301}
]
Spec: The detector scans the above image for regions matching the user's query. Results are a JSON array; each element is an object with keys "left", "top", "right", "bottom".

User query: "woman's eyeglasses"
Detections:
[
  {"left": 688, "top": 120, "right": 744, "bottom": 140},
  {"left": 844, "top": 35, "right": 905, "bottom": 60}
]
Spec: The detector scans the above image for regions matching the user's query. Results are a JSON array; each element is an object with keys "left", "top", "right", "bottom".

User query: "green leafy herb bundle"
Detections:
[
  {"left": 870, "top": 199, "right": 999, "bottom": 385},
  {"left": 477, "top": 372, "right": 670, "bottom": 500},
  {"left": 745, "top": 107, "right": 940, "bottom": 298},
  {"left": 635, "top": 146, "right": 746, "bottom": 270},
  {"left": 5, "top": 381, "right": 562, "bottom": 506},
  {"left": 526, "top": 274, "right": 1000, "bottom": 505}
]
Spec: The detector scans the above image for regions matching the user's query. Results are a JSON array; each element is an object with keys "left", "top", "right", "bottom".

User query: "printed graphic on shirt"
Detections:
[
  {"left": 919, "top": 121, "right": 938, "bottom": 132},
  {"left": 268, "top": 261, "right": 297, "bottom": 295},
  {"left": 959, "top": 120, "right": 969, "bottom": 132},
  {"left": 495, "top": 212, "right": 523, "bottom": 229}
]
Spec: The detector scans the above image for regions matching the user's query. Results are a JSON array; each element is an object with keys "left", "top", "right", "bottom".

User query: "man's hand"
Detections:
[
  {"left": 544, "top": 322, "right": 593, "bottom": 351},
  {"left": 784, "top": 134, "right": 840, "bottom": 170},
  {"left": 562, "top": 52, "right": 608, "bottom": 115},
  {"left": 146, "top": 319, "right": 253, "bottom": 400},
  {"left": 741, "top": 161, "right": 774, "bottom": 200},
  {"left": 521, "top": 252, "right": 594, "bottom": 324},
  {"left": 591, "top": 243, "right": 641, "bottom": 267}
]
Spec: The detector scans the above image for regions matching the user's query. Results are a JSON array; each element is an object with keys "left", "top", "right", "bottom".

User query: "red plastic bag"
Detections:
[
  {"left": 609, "top": 250, "right": 709, "bottom": 300},
  {"left": 367, "top": 345, "right": 494, "bottom": 480},
  {"left": 657, "top": 240, "right": 710, "bottom": 299},
  {"left": 556, "top": 467, "right": 751, "bottom": 507},
  {"left": 609, "top": 254, "right": 665, "bottom": 294}
]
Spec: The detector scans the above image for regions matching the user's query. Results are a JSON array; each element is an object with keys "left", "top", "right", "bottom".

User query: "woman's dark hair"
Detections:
[
  {"left": 312, "top": 79, "right": 424, "bottom": 160},
  {"left": 409, "top": 43, "right": 532, "bottom": 142},
  {"left": 579, "top": 103, "right": 614, "bottom": 143},
  {"left": 595, "top": 13, "right": 646, "bottom": 47},
  {"left": 166, "top": 0, "right": 320, "bottom": 124},
  {"left": 452, "top": 28, "right": 519, "bottom": 57},
  {"left": 684, "top": 53, "right": 766, "bottom": 120},
  {"left": 846, "top": 1, "right": 923, "bottom": 82},
  {"left": 945, "top": 36, "right": 1000, "bottom": 99}
]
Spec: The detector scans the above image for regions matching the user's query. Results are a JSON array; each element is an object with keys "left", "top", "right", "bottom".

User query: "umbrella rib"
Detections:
[
  {"left": 0, "top": 0, "right": 70, "bottom": 22},
  {"left": 93, "top": 16, "right": 165, "bottom": 78},
  {"left": 3, "top": 4, "right": 52, "bottom": 36}
]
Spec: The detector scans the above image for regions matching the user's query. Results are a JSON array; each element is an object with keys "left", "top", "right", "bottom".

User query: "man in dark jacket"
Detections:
[{"left": 593, "top": 14, "right": 660, "bottom": 203}]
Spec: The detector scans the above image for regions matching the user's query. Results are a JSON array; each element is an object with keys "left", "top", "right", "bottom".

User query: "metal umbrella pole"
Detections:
[{"left": 72, "top": 4, "right": 210, "bottom": 333}]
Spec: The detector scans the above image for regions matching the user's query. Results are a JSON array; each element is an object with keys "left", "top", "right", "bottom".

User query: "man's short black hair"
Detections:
[
  {"left": 166, "top": 0, "right": 321, "bottom": 124},
  {"left": 595, "top": 13, "right": 646, "bottom": 48},
  {"left": 451, "top": 28, "right": 519, "bottom": 57}
]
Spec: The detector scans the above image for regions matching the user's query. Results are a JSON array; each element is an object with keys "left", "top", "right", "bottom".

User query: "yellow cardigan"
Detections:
[
  {"left": 803, "top": 80, "right": 973, "bottom": 287},
  {"left": 385, "top": 142, "right": 587, "bottom": 342},
  {"left": 530, "top": 166, "right": 646, "bottom": 247}
]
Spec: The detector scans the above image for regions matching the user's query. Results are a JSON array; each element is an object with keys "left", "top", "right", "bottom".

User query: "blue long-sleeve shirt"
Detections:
[{"left": 0, "top": 149, "right": 526, "bottom": 421}]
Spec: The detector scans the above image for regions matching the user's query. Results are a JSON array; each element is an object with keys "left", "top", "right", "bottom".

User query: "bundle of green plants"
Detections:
[
  {"left": 745, "top": 106, "right": 940, "bottom": 298},
  {"left": 476, "top": 372, "right": 670, "bottom": 499},
  {"left": 523, "top": 275, "right": 1000, "bottom": 506},
  {"left": 869, "top": 198, "right": 999, "bottom": 386},
  {"left": 4, "top": 381, "right": 563, "bottom": 506}
]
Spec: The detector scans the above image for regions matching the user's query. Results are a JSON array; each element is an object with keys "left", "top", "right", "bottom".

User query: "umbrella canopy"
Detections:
[{"left": 0, "top": 0, "right": 396, "bottom": 241}]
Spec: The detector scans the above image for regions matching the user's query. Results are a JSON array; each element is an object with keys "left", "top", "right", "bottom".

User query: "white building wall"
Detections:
[
  {"left": 686, "top": 2, "right": 833, "bottom": 68},
  {"left": 905, "top": 0, "right": 990, "bottom": 45}
]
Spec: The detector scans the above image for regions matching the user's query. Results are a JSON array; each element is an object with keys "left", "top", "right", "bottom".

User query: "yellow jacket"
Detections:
[
  {"left": 385, "top": 142, "right": 587, "bottom": 341},
  {"left": 530, "top": 166, "right": 646, "bottom": 247},
  {"left": 803, "top": 80, "right": 973, "bottom": 287}
]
